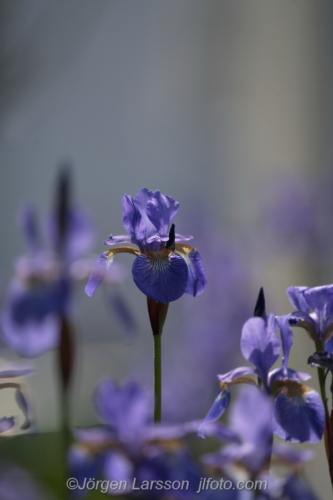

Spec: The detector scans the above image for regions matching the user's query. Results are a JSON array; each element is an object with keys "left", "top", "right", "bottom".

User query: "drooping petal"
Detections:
[
  {"left": 132, "top": 252, "right": 188, "bottom": 303},
  {"left": 146, "top": 191, "right": 180, "bottom": 238},
  {"left": 85, "top": 252, "right": 114, "bottom": 297},
  {"left": 272, "top": 381, "right": 325, "bottom": 442},
  {"left": 240, "top": 315, "right": 280, "bottom": 384},
  {"left": 198, "top": 386, "right": 231, "bottom": 437},
  {"left": 1, "top": 306, "right": 59, "bottom": 358},
  {"left": 68, "top": 445, "right": 102, "bottom": 495},
  {"left": 175, "top": 245, "right": 207, "bottom": 297},
  {"left": 287, "top": 286, "right": 310, "bottom": 313}
]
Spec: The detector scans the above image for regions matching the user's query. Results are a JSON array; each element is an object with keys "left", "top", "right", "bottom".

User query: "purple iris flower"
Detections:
[
  {"left": 203, "top": 386, "right": 317, "bottom": 499},
  {"left": 287, "top": 285, "right": 333, "bottom": 351},
  {"left": 200, "top": 309, "right": 325, "bottom": 443},
  {"left": 85, "top": 189, "right": 207, "bottom": 303},
  {"left": 0, "top": 196, "right": 97, "bottom": 357},
  {"left": 70, "top": 379, "right": 209, "bottom": 498}
]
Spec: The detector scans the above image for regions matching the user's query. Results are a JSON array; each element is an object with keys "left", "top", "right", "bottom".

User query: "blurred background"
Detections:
[{"left": 1, "top": 0, "right": 333, "bottom": 498}]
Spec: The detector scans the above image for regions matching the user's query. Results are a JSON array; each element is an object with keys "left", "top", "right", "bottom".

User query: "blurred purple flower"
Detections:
[
  {"left": 0, "top": 463, "right": 53, "bottom": 499},
  {"left": 0, "top": 206, "right": 74, "bottom": 357},
  {"left": 85, "top": 188, "right": 207, "bottom": 304},
  {"left": 203, "top": 386, "right": 273, "bottom": 476},
  {"left": 200, "top": 306, "right": 325, "bottom": 443},
  {"left": 287, "top": 285, "right": 333, "bottom": 351},
  {"left": 203, "top": 386, "right": 316, "bottom": 496},
  {"left": 70, "top": 379, "right": 207, "bottom": 498}
]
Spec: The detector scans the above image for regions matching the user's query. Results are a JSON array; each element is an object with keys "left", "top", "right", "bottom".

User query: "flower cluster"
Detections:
[{"left": 200, "top": 290, "right": 325, "bottom": 443}]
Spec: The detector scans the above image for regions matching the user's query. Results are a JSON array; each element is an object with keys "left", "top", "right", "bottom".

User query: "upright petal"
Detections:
[
  {"left": 277, "top": 315, "right": 294, "bottom": 369},
  {"left": 287, "top": 286, "right": 310, "bottom": 313},
  {"left": 132, "top": 252, "right": 188, "bottom": 303},
  {"left": 122, "top": 194, "right": 142, "bottom": 239},
  {"left": 240, "top": 315, "right": 280, "bottom": 384},
  {"left": 132, "top": 189, "right": 158, "bottom": 242},
  {"left": 146, "top": 191, "right": 180, "bottom": 238},
  {"left": 303, "top": 285, "right": 333, "bottom": 317}
]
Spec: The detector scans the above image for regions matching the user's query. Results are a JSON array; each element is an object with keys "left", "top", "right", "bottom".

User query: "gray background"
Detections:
[{"left": 1, "top": 1, "right": 333, "bottom": 497}]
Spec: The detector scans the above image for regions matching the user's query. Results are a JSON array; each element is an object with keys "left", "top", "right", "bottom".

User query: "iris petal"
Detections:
[
  {"left": 287, "top": 286, "right": 310, "bottom": 313},
  {"left": 199, "top": 386, "right": 231, "bottom": 436},
  {"left": 240, "top": 315, "right": 280, "bottom": 384},
  {"left": 132, "top": 252, "right": 188, "bottom": 303},
  {"left": 85, "top": 252, "right": 113, "bottom": 297},
  {"left": 273, "top": 381, "right": 325, "bottom": 443},
  {"left": 175, "top": 245, "right": 207, "bottom": 297},
  {"left": 146, "top": 191, "right": 180, "bottom": 238}
]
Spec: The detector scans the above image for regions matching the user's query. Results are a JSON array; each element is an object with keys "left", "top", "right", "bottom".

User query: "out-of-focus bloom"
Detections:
[
  {"left": 287, "top": 285, "right": 333, "bottom": 351},
  {"left": 204, "top": 386, "right": 273, "bottom": 476},
  {"left": 200, "top": 298, "right": 325, "bottom": 443},
  {"left": 70, "top": 379, "right": 215, "bottom": 498},
  {"left": 0, "top": 205, "right": 81, "bottom": 357},
  {"left": 85, "top": 188, "right": 207, "bottom": 304},
  {"left": 202, "top": 386, "right": 317, "bottom": 499},
  {"left": 0, "top": 463, "right": 54, "bottom": 499}
]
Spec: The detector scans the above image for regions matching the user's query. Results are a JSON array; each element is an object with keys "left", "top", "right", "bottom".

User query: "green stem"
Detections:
[{"left": 154, "top": 333, "right": 162, "bottom": 423}]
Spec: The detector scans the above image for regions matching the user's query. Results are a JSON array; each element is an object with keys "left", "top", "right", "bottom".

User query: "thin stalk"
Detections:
[
  {"left": 57, "top": 316, "right": 75, "bottom": 499},
  {"left": 154, "top": 333, "right": 162, "bottom": 422},
  {"left": 315, "top": 340, "right": 333, "bottom": 487}
]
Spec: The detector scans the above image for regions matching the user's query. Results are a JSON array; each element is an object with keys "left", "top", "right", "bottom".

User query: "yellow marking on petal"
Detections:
[
  {"left": 145, "top": 248, "right": 173, "bottom": 260},
  {"left": 220, "top": 377, "right": 256, "bottom": 389},
  {"left": 106, "top": 246, "right": 140, "bottom": 258},
  {"left": 271, "top": 380, "right": 311, "bottom": 398},
  {"left": 175, "top": 243, "right": 196, "bottom": 255}
]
